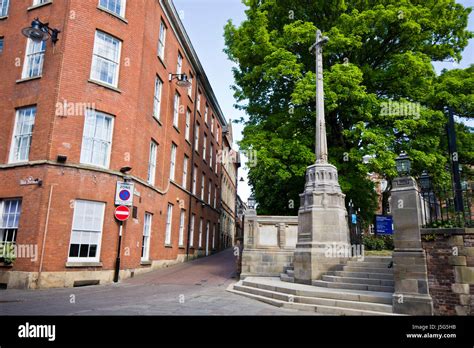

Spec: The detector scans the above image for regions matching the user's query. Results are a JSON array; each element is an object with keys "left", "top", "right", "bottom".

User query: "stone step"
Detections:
[
  {"left": 322, "top": 275, "right": 394, "bottom": 287},
  {"left": 242, "top": 278, "right": 393, "bottom": 305},
  {"left": 229, "top": 283, "right": 396, "bottom": 315},
  {"left": 312, "top": 280, "right": 394, "bottom": 293},
  {"left": 360, "top": 256, "right": 393, "bottom": 262},
  {"left": 326, "top": 270, "right": 394, "bottom": 280},
  {"left": 347, "top": 260, "right": 392, "bottom": 268},
  {"left": 280, "top": 274, "right": 295, "bottom": 283},
  {"left": 342, "top": 265, "right": 393, "bottom": 274}
]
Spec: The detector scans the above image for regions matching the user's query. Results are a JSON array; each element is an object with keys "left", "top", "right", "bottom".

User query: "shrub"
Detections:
[{"left": 362, "top": 234, "right": 394, "bottom": 250}]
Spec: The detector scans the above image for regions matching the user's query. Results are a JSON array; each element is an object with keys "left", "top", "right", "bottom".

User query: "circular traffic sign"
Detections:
[
  {"left": 114, "top": 205, "right": 130, "bottom": 221},
  {"left": 119, "top": 189, "right": 131, "bottom": 201}
]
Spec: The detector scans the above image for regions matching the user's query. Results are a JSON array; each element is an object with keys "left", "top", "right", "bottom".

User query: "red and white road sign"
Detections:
[{"left": 114, "top": 205, "right": 130, "bottom": 221}]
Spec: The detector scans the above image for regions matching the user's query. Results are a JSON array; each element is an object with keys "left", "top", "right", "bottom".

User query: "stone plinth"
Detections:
[
  {"left": 293, "top": 163, "right": 351, "bottom": 284},
  {"left": 391, "top": 176, "right": 433, "bottom": 315}
]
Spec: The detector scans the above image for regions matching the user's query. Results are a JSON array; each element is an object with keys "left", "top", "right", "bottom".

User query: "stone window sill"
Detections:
[
  {"left": 97, "top": 6, "right": 128, "bottom": 23},
  {"left": 16, "top": 76, "right": 42, "bottom": 84},
  {"left": 140, "top": 260, "right": 152, "bottom": 266},
  {"left": 27, "top": 1, "right": 52, "bottom": 11},
  {"left": 88, "top": 79, "right": 122, "bottom": 93},
  {"left": 0, "top": 15, "right": 8, "bottom": 20},
  {"left": 65, "top": 262, "right": 103, "bottom": 268}
]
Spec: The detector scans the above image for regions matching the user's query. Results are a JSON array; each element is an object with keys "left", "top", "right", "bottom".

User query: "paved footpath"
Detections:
[{"left": 0, "top": 248, "right": 311, "bottom": 315}]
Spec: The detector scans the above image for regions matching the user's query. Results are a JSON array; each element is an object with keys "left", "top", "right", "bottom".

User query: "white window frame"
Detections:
[
  {"left": 22, "top": 38, "right": 46, "bottom": 79},
  {"left": 194, "top": 123, "right": 200, "bottom": 152},
  {"left": 204, "top": 105, "right": 209, "bottom": 124},
  {"left": 68, "top": 200, "right": 105, "bottom": 263},
  {"left": 153, "top": 76, "right": 163, "bottom": 120},
  {"left": 0, "top": 199, "right": 22, "bottom": 245},
  {"left": 201, "top": 173, "right": 205, "bottom": 200},
  {"left": 32, "top": 0, "right": 50, "bottom": 5},
  {"left": 173, "top": 92, "right": 180, "bottom": 128},
  {"left": 185, "top": 109, "right": 191, "bottom": 141},
  {"left": 80, "top": 109, "right": 114, "bottom": 168},
  {"left": 189, "top": 214, "right": 195, "bottom": 247},
  {"left": 9, "top": 106, "right": 36, "bottom": 163},
  {"left": 209, "top": 143, "right": 213, "bottom": 169},
  {"left": 0, "top": 0, "right": 9, "bottom": 17},
  {"left": 158, "top": 21, "right": 166, "bottom": 61},
  {"left": 198, "top": 218, "right": 203, "bottom": 248},
  {"left": 176, "top": 52, "right": 182, "bottom": 75},
  {"left": 208, "top": 179, "right": 212, "bottom": 204},
  {"left": 214, "top": 185, "right": 217, "bottom": 208},
  {"left": 192, "top": 166, "right": 197, "bottom": 194},
  {"left": 212, "top": 224, "right": 216, "bottom": 249},
  {"left": 178, "top": 209, "right": 185, "bottom": 247},
  {"left": 98, "top": 0, "right": 126, "bottom": 17},
  {"left": 187, "top": 73, "right": 193, "bottom": 98},
  {"left": 170, "top": 143, "right": 177, "bottom": 181},
  {"left": 203, "top": 134, "right": 207, "bottom": 161},
  {"left": 164, "top": 203, "right": 173, "bottom": 245},
  {"left": 147, "top": 141, "right": 157, "bottom": 185},
  {"left": 205, "top": 221, "right": 210, "bottom": 255},
  {"left": 90, "top": 30, "right": 122, "bottom": 88},
  {"left": 182, "top": 155, "right": 188, "bottom": 189},
  {"left": 196, "top": 91, "right": 201, "bottom": 113},
  {"left": 141, "top": 212, "right": 152, "bottom": 261}
]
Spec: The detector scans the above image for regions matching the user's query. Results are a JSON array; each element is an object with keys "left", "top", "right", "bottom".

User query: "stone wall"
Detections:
[
  {"left": 240, "top": 214, "right": 298, "bottom": 278},
  {"left": 421, "top": 228, "right": 474, "bottom": 315}
]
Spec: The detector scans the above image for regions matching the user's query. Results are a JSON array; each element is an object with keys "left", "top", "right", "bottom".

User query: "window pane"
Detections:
[
  {"left": 80, "top": 110, "right": 113, "bottom": 167},
  {"left": 91, "top": 31, "right": 121, "bottom": 87},
  {"left": 11, "top": 107, "right": 36, "bottom": 162}
]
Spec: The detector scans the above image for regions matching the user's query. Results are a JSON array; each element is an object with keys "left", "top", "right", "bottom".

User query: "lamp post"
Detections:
[
  {"left": 395, "top": 152, "right": 411, "bottom": 177},
  {"left": 446, "top": 108, "right": 463, "bottom": 213}
]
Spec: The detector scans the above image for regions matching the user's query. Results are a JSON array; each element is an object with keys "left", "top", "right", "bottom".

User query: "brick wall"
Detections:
[
  {"left": 0, "top": 0, "right": 231, "bottom": 288},
  {"left": 421, "top": 228, "right": 474, "bottom": 315}
]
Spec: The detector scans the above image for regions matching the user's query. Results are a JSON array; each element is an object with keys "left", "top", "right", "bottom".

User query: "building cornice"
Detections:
[{"left": 161, "top": 0, "right": 227, "bottom": 128}]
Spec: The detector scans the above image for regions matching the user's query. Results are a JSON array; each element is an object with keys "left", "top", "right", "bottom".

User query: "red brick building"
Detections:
[{"left": 0, "top": 0, "right": 230, "bottom": 288}]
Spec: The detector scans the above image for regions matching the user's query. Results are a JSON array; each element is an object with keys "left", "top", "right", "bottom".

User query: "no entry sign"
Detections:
[{"left": 114, "top": 205, "right": 130, "bottom": 221}]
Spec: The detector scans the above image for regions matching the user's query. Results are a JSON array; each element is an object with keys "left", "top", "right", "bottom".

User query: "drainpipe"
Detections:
[
  {"left": 185, "top": 73, "right": 200, "bottom": 261},
  {"left": 37, "top": 184, "right": 55, "bottom": 288}
]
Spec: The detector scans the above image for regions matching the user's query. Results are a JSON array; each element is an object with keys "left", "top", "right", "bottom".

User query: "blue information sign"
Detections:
[
  {"left": 351, "top": 214, "right": 357, "bottom": 224},
  {"left": 375, "top": 215, "right": 393, "bottom": 235}
]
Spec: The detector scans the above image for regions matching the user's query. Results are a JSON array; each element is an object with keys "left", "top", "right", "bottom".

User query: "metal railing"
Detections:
[{"left": 418, "top": 184, "right": 473, "bottom": 228}]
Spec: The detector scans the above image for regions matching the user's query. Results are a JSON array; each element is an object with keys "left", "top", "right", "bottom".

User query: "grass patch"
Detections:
[{"left": 364, "top": 250, "right": 393, "bottom": 256}]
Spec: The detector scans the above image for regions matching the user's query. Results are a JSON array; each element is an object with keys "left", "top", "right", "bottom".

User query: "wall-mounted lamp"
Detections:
[
  {"left": 22, "top": 18, "right": 60, "bottom": 44},
  {"left": 169, "top": 73, "right": 192, "bottom": 88}
]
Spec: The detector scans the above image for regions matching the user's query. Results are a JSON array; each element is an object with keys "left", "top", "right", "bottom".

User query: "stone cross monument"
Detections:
[{"left": 293, "top": 30, "right": 351, "bottom": 284}]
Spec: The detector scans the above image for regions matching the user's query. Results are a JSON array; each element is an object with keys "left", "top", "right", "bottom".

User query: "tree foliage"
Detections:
[{"left": 224, "top": 0, "right": 473, "bottom": 219}]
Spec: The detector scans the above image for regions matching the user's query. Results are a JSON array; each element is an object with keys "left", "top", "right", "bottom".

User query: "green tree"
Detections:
[{"left": 224, "top": 0, "right": 473, "bottom": 219}]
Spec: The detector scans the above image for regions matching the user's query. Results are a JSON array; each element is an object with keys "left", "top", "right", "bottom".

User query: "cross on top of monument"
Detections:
[{"left": 309, "top": 30, "right": 329, "bottom": 164}]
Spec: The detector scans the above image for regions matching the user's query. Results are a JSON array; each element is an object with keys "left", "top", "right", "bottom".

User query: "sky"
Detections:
[{"left": 173, "top": 0, "right": 474, "bottom": 203}]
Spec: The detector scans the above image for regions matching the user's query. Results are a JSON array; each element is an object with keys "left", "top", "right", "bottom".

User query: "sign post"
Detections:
[{"left": 113, "top": 205, "right": 130, "bottom": 282}]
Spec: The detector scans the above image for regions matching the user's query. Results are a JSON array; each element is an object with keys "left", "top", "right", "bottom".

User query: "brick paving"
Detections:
[{"left": 0, "top": 249, "right": 309, "bottom": 315}]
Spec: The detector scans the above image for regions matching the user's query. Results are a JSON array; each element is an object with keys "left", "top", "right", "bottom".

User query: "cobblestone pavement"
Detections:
[{"left": 0, "top": 249, "right": 310, "bottom": 315}]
